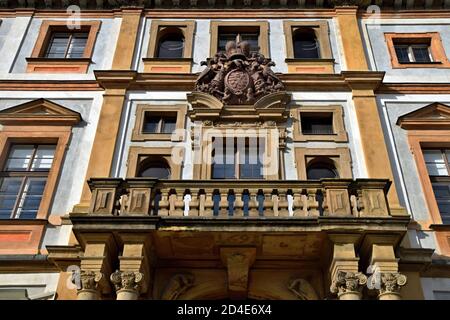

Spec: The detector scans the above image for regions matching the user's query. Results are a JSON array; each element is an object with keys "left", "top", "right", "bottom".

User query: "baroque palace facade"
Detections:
[{"left": 0, "top": 0, "right": 449, "bottom": 300}]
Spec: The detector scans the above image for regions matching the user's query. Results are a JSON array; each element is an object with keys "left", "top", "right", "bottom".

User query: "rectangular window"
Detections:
[
  {"left": 0, "top": 144, "right": 55, "bottom": 219},
  {"left": 423, "top": 149, "right": 450, "bottom": 224},
  {"left": 142, "top": 113, "right": 177, "bottom": 134},
  {"left": 212, "top": 137, "right": 263, "bottom": 180},
  {"left": 217, "top": 28, "right": 259, "bottom": 54},
  {"left": 44, "top": 32, "right": 88, "bottom": 59},
  {"left": 393, "top": 43, "right": 433, "bottom": 63},
  {"left": 301, "top": 113, "right": 334, "bottom": 135}
]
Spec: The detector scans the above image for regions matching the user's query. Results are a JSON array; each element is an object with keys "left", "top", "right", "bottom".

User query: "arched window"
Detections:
[
  {"left": 293, "top": 28, "right": 320, "bottom": 59},
  {"left": 156, "top": 28, "right": 185, "bottom": 59},
  {"left": 137, "top": 157, "right": 171, "bottom": 179},
  {"left": 306, "top": 157, "right": 338, "bottom": 179}
]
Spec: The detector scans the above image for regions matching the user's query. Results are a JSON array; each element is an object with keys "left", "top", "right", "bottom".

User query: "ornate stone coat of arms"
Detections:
[{"left": 195, "top": 40, "right": 285, "bottom": 105}]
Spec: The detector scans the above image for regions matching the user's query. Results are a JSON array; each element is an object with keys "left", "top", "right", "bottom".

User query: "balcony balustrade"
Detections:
[{"left": 85, "top": 178, "right": 392, "bottom": 218}]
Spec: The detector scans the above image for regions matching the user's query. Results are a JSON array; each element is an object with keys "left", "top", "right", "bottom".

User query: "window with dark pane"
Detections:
[
  {"left": 301, "top": 113, "right": 333, "bottom": 135},
  {"left": 156, "top": 30, "right": 184, "bottom": 59},
  {"left": 142, "top": 112, "right": 177, "bottom": 134},
  {"left": 293, "top": 28, "right": 320, "bottom": 59},
  {"left": 423, "top": 149, "right": 450, "bottom": 224},
  {"left": 394, "top": 45, "right": 410, "bottom": 63},
  {"left": 306, "top": 159, "right": 338, "bottom": 180},
  {"left": 393, "top": 41, "right": 433, "bottom": 63},
  {"left": 212, "top": 137, "right": 263, "bottom": 179},
  {"left": 217, "top": 28, "right": 259, "bottom": 54},
  {"left": 0, "top": 144, "right": 55, "bottom": 219},
  {"left": 137, "top": 157, "right": 171, "bottom": 179},
  {"left": 45, "top": 32, "right": 88, "bottom": 58}
]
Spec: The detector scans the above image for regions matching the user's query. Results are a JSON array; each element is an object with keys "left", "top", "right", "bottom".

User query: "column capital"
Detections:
[
  {"left": 73, "top": 270, "right": 104, "bottom": 300},
  {"left": 330, "top": 271, "right": 367, "bottom": 299},
  {"left": 378, "top": 272, "right": 407, "bottom": 299},
  {"left": 110, "top": 270, "right": 145, "bottom": 300}
]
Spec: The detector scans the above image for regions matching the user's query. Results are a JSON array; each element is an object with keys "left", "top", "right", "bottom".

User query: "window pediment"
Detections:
[
  {"left": 187, "top": 91, "right": 290, "bottom": 123},
  {"left": 0, "top": 98, "right": 82, "bottom": 126},
  {"left": 396, "top": 102, "right": 450, "bottom": 130}
]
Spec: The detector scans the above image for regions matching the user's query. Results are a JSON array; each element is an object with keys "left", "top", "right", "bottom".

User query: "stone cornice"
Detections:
[{"left": 1, "top": 0, "right": 449, "bottom": 10}]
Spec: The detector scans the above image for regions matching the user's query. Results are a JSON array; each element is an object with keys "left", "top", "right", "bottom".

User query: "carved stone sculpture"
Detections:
[
  {"left": 161, "top": 273, "right": 195, "bottom": 300},
  {"left": 195, "top": 40, "right": 285, "bottom": 105}
]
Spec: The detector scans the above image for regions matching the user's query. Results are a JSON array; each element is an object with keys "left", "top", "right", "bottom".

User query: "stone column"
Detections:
[
  {"left": 364, "top": 236, "right": 408, "bottom": 300},
  {"left": 111, "top": 234, "right": 152, "bottom": 300},
  {"left": 110, "top": 271, "right": 144, "bottom": 300},
  {"left": 328, "top": 234, "right": 366, "bottom": 300},
  {"left": 330, "top": 271, "right": 367, "bottom": 300},
  {"left": 76, "top": 271, "right": 103, "bottom": 300},
  {"left": 75, "top": 235, "right": 117, "bottom": 300},
  {"left": 377, "top": 272, "right": 407, "bottom": 300}
]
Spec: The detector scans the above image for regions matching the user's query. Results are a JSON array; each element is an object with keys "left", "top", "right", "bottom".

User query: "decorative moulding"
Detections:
[{"left": 0, "top": 98, "right": 82, "bottom": 126}]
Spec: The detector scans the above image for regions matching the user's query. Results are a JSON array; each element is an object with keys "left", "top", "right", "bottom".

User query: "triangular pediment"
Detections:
[
  {"left": 0, "top": 99, "right": 82, "bottom": 126},
  {"left": 396, "top": 102, "right": 450, "bottom": 130}
]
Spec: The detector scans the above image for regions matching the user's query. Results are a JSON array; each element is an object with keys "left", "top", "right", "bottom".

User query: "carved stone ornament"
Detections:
[
  {"left": 330, "top": 271, "right": 367, "bottom": 296},
  {"left": 288, "top": 278, "right": 319, "bottom": 300},
  {"left": 161, "top": 273, "right": 195, "bottom": 300},
  {"left": 379, "top": 272, "right": 407, "bottom": 295},
  {"left": 110, "top": 270, "right": 144, "bottom": 292},
  {"left": 195, "top": 40, "right": 285, "bottom": 105},
  {"left": 74, "top": 270, "right": 103, "bottom": 291}
]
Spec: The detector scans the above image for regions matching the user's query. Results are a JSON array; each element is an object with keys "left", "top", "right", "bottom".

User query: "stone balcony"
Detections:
[{"left": 83, "top": 178, "right": 394, "bottom": 219}]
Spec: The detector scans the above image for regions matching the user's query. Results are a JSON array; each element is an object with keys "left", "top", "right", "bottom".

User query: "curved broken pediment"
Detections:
[{"left": 187, "top": 91, "right": 290, "bottom": 122}]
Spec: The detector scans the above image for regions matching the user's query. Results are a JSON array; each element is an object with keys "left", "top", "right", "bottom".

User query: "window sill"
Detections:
[
  {"left": 293, "top": 132, "right": 348, "bottom": 143},
  {"left": 392, "top": 61, "right": 450, "bottom": 69},
  {"left": 429, "top": 224, "right": 450, "bottom": 231},
  {"left": 131, "top": 132, "right": 184, "bottom": 142},
  {"left": 285, "top": 58, "right": 335, "bottom": 74},
  {"left": 25, "top": 57, "right": 91, "bottom": 73},
  {"left": 142, "top": 57, "right": 193, "bottom": 73}
]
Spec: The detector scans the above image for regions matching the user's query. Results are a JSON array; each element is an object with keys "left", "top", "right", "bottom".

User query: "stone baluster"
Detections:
[
  {"left": 292, "top": 188, "right": 303, "bottom": 216},
  {"left": 234, "top": 189, "right": 244, "bottom": 217},
  {"left": 278, "top": 190, "right": 289, "bottom": 217},
  {"left": 204, "top": 189, "right": 214, "bottom": 217},
  {"left": 188, "top": 189, "right": 199, "bottom": 216},
  {"left": 219, "top": 190, "right": 229, "bottom": 216},
  {"left": 248, "top": 189, "right": 259, "bottom": 217},
  {"left": 158, "top": 189, "right": 169, "bottom": 216},
  {"left": 306, "top": 188, "right": 319, "bottom": 217}
]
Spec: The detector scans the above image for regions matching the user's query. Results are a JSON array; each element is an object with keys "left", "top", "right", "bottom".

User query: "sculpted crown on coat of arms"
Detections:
[{"left": 195, "top": 40, "right": 285, "bottom": 105}]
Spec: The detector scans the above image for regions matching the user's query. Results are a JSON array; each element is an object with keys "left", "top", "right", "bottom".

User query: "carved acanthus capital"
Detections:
[
  {"left": 110, "top": 270, "right": 144, "bottom": 293},
  {"left": 74, "top": 270, "right": 103, "bottom": 291},
  {"left": 330, "top": 271, "right": 367, "bottom": 296},
  {"left": 379, "top": 272, "right": 407, "bottom": 296}
]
